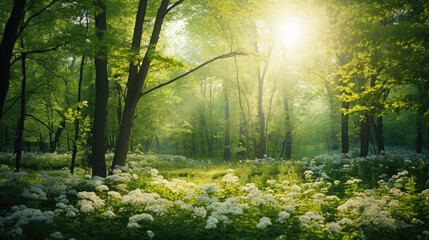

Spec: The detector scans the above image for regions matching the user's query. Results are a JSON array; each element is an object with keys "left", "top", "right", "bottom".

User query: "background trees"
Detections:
[{"left": 0, "top": 0, "right": 428, "bottom": 174}]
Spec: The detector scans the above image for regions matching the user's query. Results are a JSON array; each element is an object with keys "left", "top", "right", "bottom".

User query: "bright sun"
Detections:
[{"left": 279, "top": 19, "right": 303, "bottom": 47}]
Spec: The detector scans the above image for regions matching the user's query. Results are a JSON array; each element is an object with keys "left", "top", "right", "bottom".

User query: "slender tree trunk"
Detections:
[
  {"left": 256, "top": 70, "right": 265, "bottom": 159},
  {"left": 234, "top": 56, "right": 249, "bottom": 159},
  {"left": 92, "top": 0, "right": 108, "bottom": 177},
  {"left": 15, "top": 51, "right": 27, "bottom": 172},
  {"left": 265, "top": 81, "right": 277, "bottom": 157},
  {"left": 360, "top": 115, "right": 370, "bottom": 157},
  {"left": 71, "top": 56, "right": 85, "bottom": 174},
  {"left": 284, "top": 88, "right": 292, "bottom": 159},
  {"left": 112, "top": 0, "right": 170, "bottom": 168},
  {"left": 223, "top": 81, "right": 231, "bottom": 162},
  {"left": 0, "top": 0, "right": 27, "bottom": 118}
]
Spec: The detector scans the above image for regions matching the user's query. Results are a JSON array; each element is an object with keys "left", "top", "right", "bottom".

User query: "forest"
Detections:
[{"left": 0, "top": 0, "right": 428, "bottom": 239}]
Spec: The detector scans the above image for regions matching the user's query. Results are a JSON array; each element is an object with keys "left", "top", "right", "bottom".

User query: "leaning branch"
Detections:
[
  {"left": 140, "top": 51, "right": 246, "bottom": 97},
  {"left": 25, "top": 113, "right": 55, "bottom": 133},
  {"left": 10, "top": 45, "right": 61, "bottom": 66},
  {"left": 16, "top": 0, "right": 59, "bottom": 39},
  {"left": 166, "top": 0, "right": 185, "bottom": 14}
]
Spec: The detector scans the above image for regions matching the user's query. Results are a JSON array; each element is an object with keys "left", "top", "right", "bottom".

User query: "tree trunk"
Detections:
[
  {"left": 284, "top": 88, "right": 292, "bottom": 159},
  {"left": 112, "top": 0, "right": 170, "bottom": 168},
  {"left": 116, "top": 82, "right": 122, "bottom": 127},
  {"left": 39, "top": 134, "right": 45, "bottom": 152},
  {"left": 92, "top": 0, "right": 108, "bottom": 177},
  {"left": 223, "top": 81, "right": 231, "bottom": 162},
  {"left": 234, "top": 56, "right": 249, "bottom": 159},
  {"left": 256, "top": 70, "right": 265, "bottom": 159},
  {"left": 360, "top": 115, "right": 370, "bottom": 157},
  {"left": 374, "top": 116, "right": 385, "bottom": 154},
  {"left": 15, "top": 51, "right": 27, "bottom": 172},
  {"left": 265, "top": 81, "right": 277, "bottom": 157},
  {"left": 50, "top": 121, "right": 65, "bottom": 152},
  {"left": 341, "top": 101, "right": 349, "bottom": 154},
  {"left": 155, "top": 134, "right": 160, "bottom": 153},
  {"left": 0, "top": 0, "right": 27, "bottom": 118},
  {"left": 71, "top": 56, "right": 85, "bottom": 174}
]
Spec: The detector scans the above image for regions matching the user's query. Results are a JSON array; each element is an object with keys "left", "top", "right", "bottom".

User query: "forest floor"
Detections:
[{"left": 0, "top": 151, "right": 428, "bottom": 239}]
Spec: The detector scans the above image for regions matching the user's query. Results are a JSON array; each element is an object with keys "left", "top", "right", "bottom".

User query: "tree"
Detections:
[
  {"left": 91, "top": 0, "right": 109, "bottom": 177},
  {"left": 0, "top": 0, "right": 27, "bottom": 118}
]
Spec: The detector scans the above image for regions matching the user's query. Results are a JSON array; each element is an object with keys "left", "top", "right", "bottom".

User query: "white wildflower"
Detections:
[
  {"left": 193, "top": 207, "right": 207, "bottom": 218},
  {"left": 291, "top": 185, "right": 301, "bottom": 192},
  {"left": 256, "top": 217, "right": 272, "bottom": 229},
  {"left": 150, "top": 168, "right": 159, "bottom": 177},
  {"left": 278, "top": 211, "right": 291, "bottom": 223},
  {"left": 338, "top": 218, "right": 353, "bottom": 225},
  {"left": 328, "top": 222, "right": 343, "bottom": 232},
  {"left": 95, "top": 184, "right": 109, "bottom": 192}
]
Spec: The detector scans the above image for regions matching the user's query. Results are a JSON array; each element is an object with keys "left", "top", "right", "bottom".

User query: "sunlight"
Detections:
[{"left": 279, "top": 18, "right": 303, "bottom": 47}]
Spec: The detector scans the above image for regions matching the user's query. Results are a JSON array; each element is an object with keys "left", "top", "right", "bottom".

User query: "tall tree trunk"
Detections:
[
  {"left": 15, "top": 51, "right": 27, "bottom": 172},
  {"left": 284, "top": 88, "right": 292, "bottom": 159},
  {"left": 112, "top": 0, "right": 170, "bottom": 168},
  {"left": 0, "top": 0, "right": 27, "bottom": 118},
  {"left": 207, "top": 81, "right": 214, "bottom": 154},
  {"left": 116, "top": 82, "right": 122, "bottom": 128},
  {"left": 360, "top": 115, "right": 370, "bottom": 157},
  {"left": 265, "top": 81, "right": 277, "bottom": 157},
  {"left": 223, "top": 81, "right": 231, "bottom": 162},
  {"left": 234, "top": 56, "right": 249, "bottom": 159},
  {"left": 92, "top": 0, "right": 108, "bottom": 177},
  {"left": 256, "top": 68, "right": 265, "bottom": 159},
  {"left": 71, "top": 56, "right": 85, "bottom": 174}
]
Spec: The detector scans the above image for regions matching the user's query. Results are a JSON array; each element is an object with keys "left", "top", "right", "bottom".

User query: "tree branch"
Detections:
[
  {"left": 25, "top": 113, "right": 55, "bottom": 133},
  {"left": 16, "top": 0, "right": 59, "bottom": 39},
  {"left": 140, "top": 51, "right": 246, "bottom": 97},
  {"left": 10, "top": 45, "right": 61, "bottom": 66},
  {"left": 166, "top": 0, "right": 185, "bottom": 14}
]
